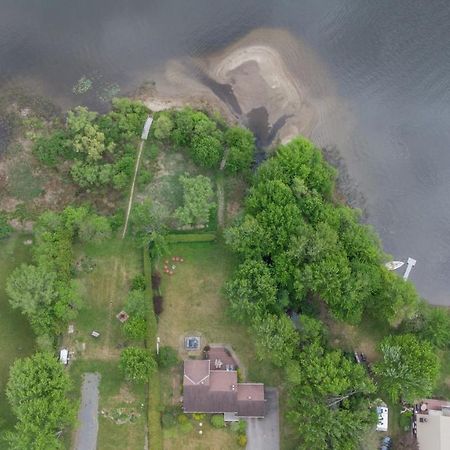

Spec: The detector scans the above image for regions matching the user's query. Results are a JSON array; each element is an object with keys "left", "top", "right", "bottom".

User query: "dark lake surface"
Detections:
[{"left": 1, "top": 0, "right": 450, "bottom": 304}]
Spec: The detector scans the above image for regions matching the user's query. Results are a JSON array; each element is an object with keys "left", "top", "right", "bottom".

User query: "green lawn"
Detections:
[
  {"left": 69, "top": 360, "right": 147, "bottom": 450},
  {"left": 0, "top": 234, "right": 35, "bottom": 432},
  {"left": 158, "top": 241, "right": 282, "bottom": 385},
  {"left": 69, "top": 239, "right": 147, "bottom": 450},
  {"left": 157, "top": 241, "right": 284, "bottom": 449},
  {"left": 72, "top": 239, "right": 142, "bottom": 361}
]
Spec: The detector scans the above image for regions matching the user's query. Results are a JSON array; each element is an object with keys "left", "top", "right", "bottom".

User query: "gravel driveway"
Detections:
[
  {"left": 74, "top": 372, "right": 100, "bottom": 450},
  {"left": 246, "top": 388, "right": 280, "bottom": 450}
]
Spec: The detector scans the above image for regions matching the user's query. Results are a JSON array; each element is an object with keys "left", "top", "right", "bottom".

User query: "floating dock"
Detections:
[
  {"left": 141, "top": 116, "right": 153, "bottom": 140},
  {"left": 403, "top": 257, "right": 416, "bottom": 281}
]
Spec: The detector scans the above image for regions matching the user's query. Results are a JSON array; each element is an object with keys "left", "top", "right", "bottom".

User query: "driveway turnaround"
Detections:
[
  {"left": 246, "top": 387, "right": 280, "bottom": 450},
  {"left": 74, "top": 372, "right": 101, "bottom": 450}
]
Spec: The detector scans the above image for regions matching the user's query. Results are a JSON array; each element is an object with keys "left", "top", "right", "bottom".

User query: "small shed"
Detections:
[{"left": 59, "top": 348, "right": 69, "bottom": 365}]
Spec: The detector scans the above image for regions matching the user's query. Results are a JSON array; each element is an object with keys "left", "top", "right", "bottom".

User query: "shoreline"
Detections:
[{"left": 139, "top": 28, "right": 349, "bottom": 148}]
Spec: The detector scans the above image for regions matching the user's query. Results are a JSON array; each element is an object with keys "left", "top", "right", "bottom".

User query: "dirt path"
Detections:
[
  {"left": 216, "top": 148, "right": 229, "bottom": 229},
  {"left": 216, "top": 177, "right": 225, "bottom": 229},
  {"left": 122, "top": 139, "right": 145, "bottom": 239}
]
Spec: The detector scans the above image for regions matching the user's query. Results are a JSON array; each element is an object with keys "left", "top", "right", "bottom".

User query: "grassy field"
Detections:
[
  {"left": 69, "top": 239, "right": 147, "bottom": 450},
  {"left": 0, "top": 234, "right": 35, "bottom": 432},
  {"left": 70, "top": 360, "right": 147, "bottom": 450},
  {"left": 72, "top": 239, "right": 142, "bottom": 361},
  {"left": 157, "top": 241, "right": 283, "bottom": 449},
  {"left": 158, "top": 241, "right": 282, "bottom": 385}
]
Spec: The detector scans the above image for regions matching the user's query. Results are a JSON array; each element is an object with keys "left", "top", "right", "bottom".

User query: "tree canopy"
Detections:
[
  {"left": 175, "top": 174, "right": 215, "bottom": 226},
  {"left": 224, "top": 126, "right": 255, "bottom": 173},
  {"left": 374, "top": 334, "right": 440, "bottom": 403},
  {"left": 5, "top": 352, "right": 74, "bottom": 450},
  {"left": 224, "top": 137, "right": 418, "bottom": 325}
]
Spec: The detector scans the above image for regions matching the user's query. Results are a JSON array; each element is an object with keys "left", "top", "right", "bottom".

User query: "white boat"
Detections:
[{"left": 385, "top": 261, "right": 404, "bottom": 271}]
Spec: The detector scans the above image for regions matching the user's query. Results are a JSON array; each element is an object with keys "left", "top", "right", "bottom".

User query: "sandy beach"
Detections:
[{"left": 141, "top": 28, "right": 353, "bottom": 149}]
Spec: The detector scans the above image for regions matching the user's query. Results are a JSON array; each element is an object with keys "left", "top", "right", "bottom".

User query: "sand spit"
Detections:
[{"left": 142, "top": 28, "right": 355, "bottom": 148}]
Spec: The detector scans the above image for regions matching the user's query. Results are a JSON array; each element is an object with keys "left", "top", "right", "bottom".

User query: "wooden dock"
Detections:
[{"left": 403, "top": 257, "right": 416, "bottom": 281}]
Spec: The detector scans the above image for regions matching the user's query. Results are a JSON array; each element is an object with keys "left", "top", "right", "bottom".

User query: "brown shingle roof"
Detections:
[
  {"left": 210, "top": 371, "right": 237, "bottom": 392},
  {"left": 182, "top": 361, "right": 265, "bottom": 417},
  {"left": 207, "top": 347, "right": 238, "bottom": 370},
  {"left": 184, "top": 359, "right": 210, "bottom": 386},
  {"left": 183, "top": 385, "right": 238, "bottom": 413},
  {"left": 237, "top": 384, "right": 265, "bottom": 417}
]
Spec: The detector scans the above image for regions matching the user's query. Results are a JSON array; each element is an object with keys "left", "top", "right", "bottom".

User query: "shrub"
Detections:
[
  {"left": 78, "top": 214, "right": 112, "bottom": 243},
  {"left": 120, "top": 347, "right": 156, "bottom": 383},
  {"left": 153, "top": 113, "right": 174, "bottom": 141},
  {"left": 162, "top": 412, "right": 176, "bottom": 428},
  {"left": 131, "top": 274, "right": 146, "bottom": 291},
  {"left": 179, "top": 421, "right": 194, "bottom": 434},
  {"left": 0, "top": 212, "right": 12, "bottom": 239},
  {"left": 192, "top": 413, "right": 205, "bottom": 421},
  {"left": 231, "top": 420, "right": 247, "bottom": 434},
  {"left": 123, "top": 317, "right": 147, "bottom": 340},
  {"left": 33, "top": 131, "right": 70, "bottom": 167},
  {"left": 237, "top": 434, "right": 247, "bottom": 447},
  {"left": 157, "top": 346, "right": 179, "bottom": 369},
  {"left": 125, "top": 290, "right": 147, "bottom": 318},
  {"left": 153, "top": 295, "right": 164, "bottom": 315},
  {"left": 177, "top": 414, "right": 189, "bottom": 425},
  {"left": 211, "top": 414, "right": 225, "bottom": 428},
  {"left": 108, "top": 210, "right": 124, "bottom": 231},
  {"left": 191, "top": 134, "right": 223, "bottom": 169},
  {"left": 224, "top": 126, "right": 255, "bottom": 174}
]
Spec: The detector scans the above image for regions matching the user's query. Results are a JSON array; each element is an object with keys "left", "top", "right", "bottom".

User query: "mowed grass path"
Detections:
[
  {"left": 70, "top": 239, "right": 146, "bottom": 450},
  {"left": 0, "top": 235, "right": 35, "bottom": 432}
]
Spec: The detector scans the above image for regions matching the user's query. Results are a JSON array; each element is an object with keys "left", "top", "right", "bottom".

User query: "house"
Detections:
[
  {"left": 182, "top": 346, "right": 265, "bottom": 419},
  {"left": 415, "top": 399, "right": 450, "bottom": 450}
]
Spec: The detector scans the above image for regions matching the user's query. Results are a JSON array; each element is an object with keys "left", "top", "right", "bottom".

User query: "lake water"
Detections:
[{"left": 1, "top": 0, "right": 450, "bottom": 305}]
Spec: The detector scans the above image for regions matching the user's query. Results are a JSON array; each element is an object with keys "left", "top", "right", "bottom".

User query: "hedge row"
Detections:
[
  {"left": 143, "top": 246, "right": 163, "bottom": 450},
  {"left": 166, "top": 232, "right": 216, "bottom": 243}
]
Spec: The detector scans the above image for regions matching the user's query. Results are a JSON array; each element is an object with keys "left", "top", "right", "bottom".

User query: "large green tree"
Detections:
[
  {"left": 286, "top": 329, "right": 376, "bottom": 450},
  {"left": 252, "top": 314, "right": 298, "bottom": 366},
  {"left": 6, "top": 264, "right": 58, "bottom": 333},
  {"left": 5, "top": 352, "right": 74, "bottom": 450},
  {"left": 224, "top": 126, "right": 255, "bottom": 173},
  {"left": 153, "top": 113, "right": 173, "bottom": 141},
  {"left": 67, "top": 106, "right": 114, "bottom": 161},
  {"left": 175, "top": 174, "right": 215, "bottom": 226},
  {"left": 225, "top": 260, "right": 277, "bottom": 322},
  {"left": 374, "top": 334, "right": 440, "bottom": 402}
]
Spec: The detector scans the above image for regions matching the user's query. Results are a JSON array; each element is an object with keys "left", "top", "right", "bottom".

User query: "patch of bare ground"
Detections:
[
  {"left": 319, "top": 302, "right": 379, "bottom": 363},
  {"left": 224, "top": 176, "right": 247, "bottom": 226},
  {"left": 112, "top": 385, "right": 136, "bottom": 405}
]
